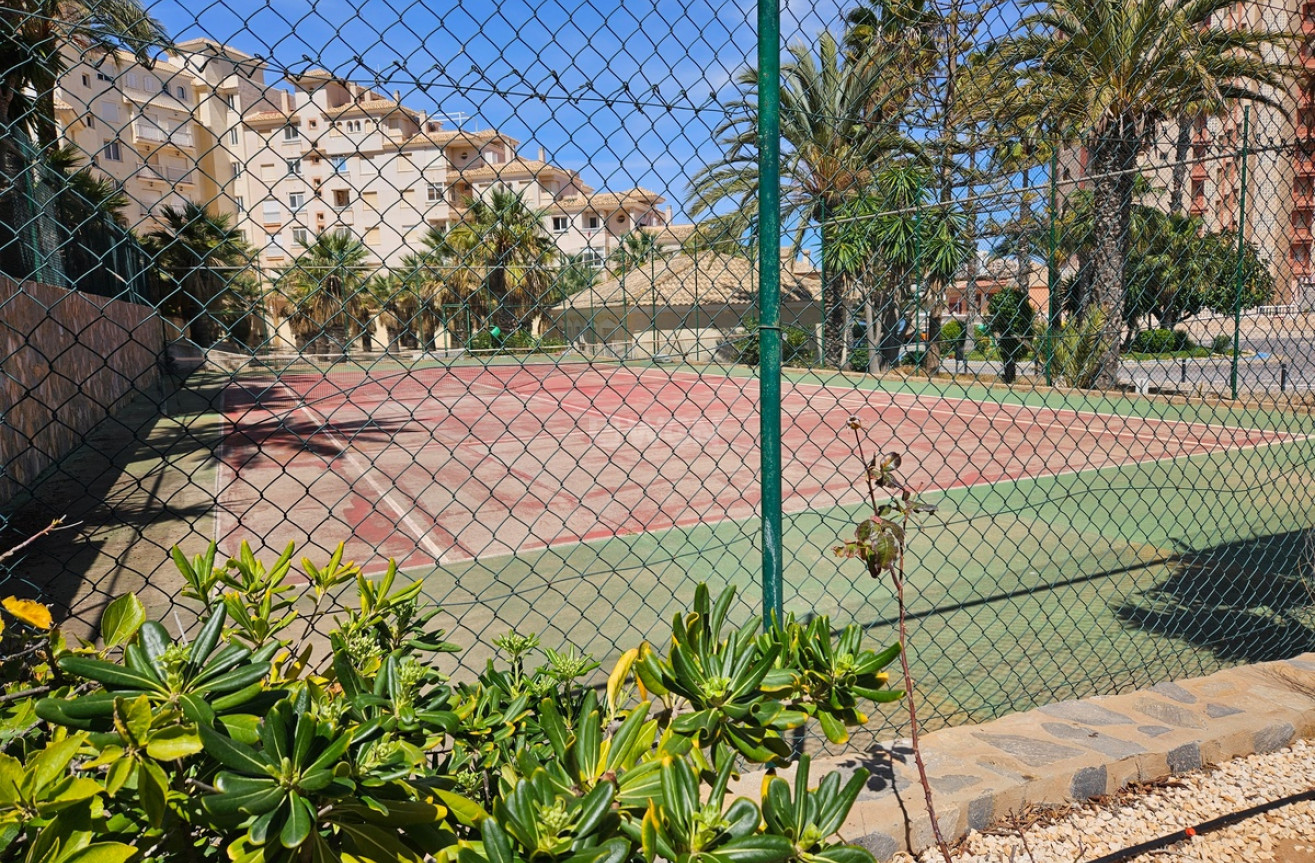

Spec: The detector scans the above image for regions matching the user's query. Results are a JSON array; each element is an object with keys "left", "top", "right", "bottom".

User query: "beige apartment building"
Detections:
[
  {"left": 54, "top": 39, "right": 262, "bottom": 231},
  {"left": 53, "top": 39, "right": 675, "bottom": 346},
  {"left": 231, "top": 68, "right": 669, "bottom": 278}
]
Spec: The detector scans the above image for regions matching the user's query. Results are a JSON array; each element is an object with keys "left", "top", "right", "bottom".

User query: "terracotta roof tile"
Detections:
[{"left": 554, "top": 252, "right": 819, "bottom": 311}]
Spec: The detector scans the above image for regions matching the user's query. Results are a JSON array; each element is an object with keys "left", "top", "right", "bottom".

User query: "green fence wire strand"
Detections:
[{"left": 1, "top": 0, "right": 1314, "bottom": 752}]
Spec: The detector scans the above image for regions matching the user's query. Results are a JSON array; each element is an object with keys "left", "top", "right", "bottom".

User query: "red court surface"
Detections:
[{"left": 215, "top": 363, "right": 1299, "bottom": 572}]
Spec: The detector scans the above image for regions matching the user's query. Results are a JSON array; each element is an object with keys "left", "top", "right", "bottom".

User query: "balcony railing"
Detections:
[
  {"left": 145, "top": 165, "right": 193, "bottom": 184},
  {"left": 132, "top": 122, "right": 194, "bottom": 149}
]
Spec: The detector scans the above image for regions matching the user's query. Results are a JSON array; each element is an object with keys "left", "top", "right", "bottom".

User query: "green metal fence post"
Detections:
[
  {"left": 1045, "top": 146, "right": 1058, "bottom": 386},
  {"left": 1230, "top": 106, "right": 1250, "bottom": 401},
  {"left": 757, "top": 0, "right": 784, "bottom": 631}
]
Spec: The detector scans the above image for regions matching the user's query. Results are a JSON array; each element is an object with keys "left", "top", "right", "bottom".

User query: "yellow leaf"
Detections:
[{"left": 2, "top": 597, "right": 51, "bottom": 630}]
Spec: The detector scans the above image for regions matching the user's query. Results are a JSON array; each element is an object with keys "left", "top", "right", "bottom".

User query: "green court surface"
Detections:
[{"left": 407, "top": 366, "right": 1315, "bottom": 743}]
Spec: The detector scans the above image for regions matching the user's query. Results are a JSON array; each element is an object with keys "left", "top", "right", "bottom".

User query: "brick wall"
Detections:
[{"left": 0, "top": 278, "right": 162, "bottom": 505}]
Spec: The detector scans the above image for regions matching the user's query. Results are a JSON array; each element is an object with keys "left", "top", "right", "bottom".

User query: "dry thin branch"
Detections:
[{"left": 0, "top": 518, "right": 74, "bottom": 566}]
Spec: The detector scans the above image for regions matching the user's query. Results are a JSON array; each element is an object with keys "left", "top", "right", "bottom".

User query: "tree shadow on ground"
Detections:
[
  {"left": 0, "top": 363, "right": 226, "bottom": 631},
  {"left": 1114, "top": 528, "right": 1315, "bottom": 664}
]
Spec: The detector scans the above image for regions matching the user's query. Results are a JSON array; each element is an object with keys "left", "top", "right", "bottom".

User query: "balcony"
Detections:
[
  {"left": 132, "top": 121, "right": 194, "bottom": 150},
  {"left": 144, "top": 165, "right": 194, "bottom": 185}
]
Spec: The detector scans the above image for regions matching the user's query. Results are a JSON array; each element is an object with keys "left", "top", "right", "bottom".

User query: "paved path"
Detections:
[{"left": 732, "top": 654, "right": 1315, "bottom": 860}]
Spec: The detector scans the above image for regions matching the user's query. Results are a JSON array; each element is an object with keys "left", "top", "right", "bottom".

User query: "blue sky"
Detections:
[{"left": 147, "top": 0, "right": 851, "bottom": 220}]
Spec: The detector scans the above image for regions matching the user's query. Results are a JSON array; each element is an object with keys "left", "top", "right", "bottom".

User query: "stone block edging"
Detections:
[{"left": 732, "top": 653, "right": 1315, "bottom": 860}]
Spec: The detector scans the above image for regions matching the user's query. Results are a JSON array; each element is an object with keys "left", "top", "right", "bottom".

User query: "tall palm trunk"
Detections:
[
  {"left": 822, "top": 269, "right": 848, "bottom": 370},
  {"left": 1088, "top": 119, "right": 1139, "bottom": 388},
  {"left": 1167, "top": 117, "right": 1194, "bottom": 216}
]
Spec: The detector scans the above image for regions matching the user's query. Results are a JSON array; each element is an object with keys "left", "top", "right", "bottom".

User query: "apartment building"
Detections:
[
  {"left": 55, "top": 39, "right": 262, "bottom": 231},
  {"left": 1138, "top": 1, "right": 1305, "bottom": 306},
  {"left": 231, "top": 68, "right": 670, "bottom": 277},
  {"left": 54, "top": 41, "right": 672, "bottom": 284}
]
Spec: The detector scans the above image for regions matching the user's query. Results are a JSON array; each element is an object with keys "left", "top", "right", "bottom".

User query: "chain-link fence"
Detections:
[{"left": 3, "top": 0, "right": 1315, "bottom": 749}]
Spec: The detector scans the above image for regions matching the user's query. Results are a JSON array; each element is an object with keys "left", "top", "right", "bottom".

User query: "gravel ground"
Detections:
[{"left": 891, "top": 739, "right": 1315, "bottom": 863}]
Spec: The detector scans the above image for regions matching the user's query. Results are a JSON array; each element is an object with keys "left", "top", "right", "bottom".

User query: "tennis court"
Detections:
[{"left": 215, "top": 360, "right": 1299, "bottom": 576}]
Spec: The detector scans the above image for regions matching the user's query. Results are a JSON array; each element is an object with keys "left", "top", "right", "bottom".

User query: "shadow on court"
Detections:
[
  {"left": 0, "top": 365, "right": 226, "bottom": 636},
  {"left": 1114, "top": 528, "right": 1315, "bottom": 664}
]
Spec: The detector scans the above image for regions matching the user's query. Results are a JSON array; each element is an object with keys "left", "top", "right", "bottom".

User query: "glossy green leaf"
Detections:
[
  {"left": 145, "top": 726, "right": 203, "bottom": 761},
  {"left": 99, "top": 596, "right": 146, "bottom": 649}
]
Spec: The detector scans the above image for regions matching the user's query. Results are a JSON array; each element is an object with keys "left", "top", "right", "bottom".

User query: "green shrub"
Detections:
[
  {"left": 0, "top": 543, "right": 899, "bottom": 863},
  {"left": 1211, "top": 333, "right": 1233, "bottom": 354},
  {"left": 1129, "top": 328, "right": 1195, "bottom": 354},
  {"left": 738, "top": 323, "right": 813, "bottom": 368},
  {"left": 1052, "top": 307, "right": 1108, "bottom": 388},
  {"left": 939, "top": 319, "right": 965, "bottom": 350},
  {"left": 849, "top": 347, "right": 869, "bottom": 372}
]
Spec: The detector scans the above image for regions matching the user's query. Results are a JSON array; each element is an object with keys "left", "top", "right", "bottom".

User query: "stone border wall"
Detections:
[{"left": 0, "top": 277, "right": 162, "bottom": 506}]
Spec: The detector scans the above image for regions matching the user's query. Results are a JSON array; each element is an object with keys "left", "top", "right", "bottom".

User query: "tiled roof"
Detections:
[
  {"left": 555, "top": 188, "right": 665, "bottom": 212},
  {"left": 458, "top": 157, "right": 559, "bottom": 181},
  {"left": 554, "top": 251, "right": 819, "bottom": 311},
  {"left": 404, "top": 128, "right": 516, "bottom": 148},
  {"left": 243, "top": 109, "right": 295, "bottom": 123},
  {"left": 325, "top": 98, "right": 417, "bottom": 118}
]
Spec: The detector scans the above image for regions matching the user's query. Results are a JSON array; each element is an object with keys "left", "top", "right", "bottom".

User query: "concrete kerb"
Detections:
[{"left": 730, "top": 653, "right": 1315, "bottom": 860}]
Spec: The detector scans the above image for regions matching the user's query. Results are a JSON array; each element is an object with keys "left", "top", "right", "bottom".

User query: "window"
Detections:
[
  {"left": 96, "top": 71, "right": 113, "bottom": 83},
  {"left": 229, "top": 127, "right": 239, "bottom": 145},
  {"left": 286, "top": 158, "right": 301, "bottom": 176},
  {"left": 332, "top": 155, "right": 348, "bottom": 173},
  {"left": 551, "top": 216, "right": 569, "bottom": 233},
  {"left": 177, "top": 85, "right": 185, "bottom": 100},
  {"left": 232, "top": 162, "right": 242, "bottom": 179},
  {"left": 292, "top": 227, "right": 308, "bottom": 246},
  {"left": 99, "top": 102, "right": 119, "bottom": 122},
  {"left": 262, "top": 200, "right": 281, "bottom": 222},
  {"left": 125, "top": 73, "right": 138, "bottom": 89},
  {"left": 282, "top": 124, "right": 300, "bottom": 140},
  {"left": 581, "top": 248, "right": 604, "bottom": 267},
  {"left": 82, "top": 74, "right": 89, "bottom": 87},
  {"left": 426, "top": 182, "right": 443, "bottom": 202},
  {"left": 288, "top": 192, "right": 306, "bottom": 211},
  {"left": 332, "top": 189, "right": 350, "bottom": 208},
  {"left": 86, "top": 114, "right": 95, "bottom": 129},
  {"left": 364, "top": 227, "right": 380, "bottom": 245},
  {"left": 102, "top": 140, "right": 122, "bottom": 162},
  {"left": 225, "top": 94, "right": 235, "bottom": 109},
  {"left": 235, "top": 196, "right": 244, "bottom": 211},
  {"left": 586, "top": 215, "right": 600, "bottom": 230}
]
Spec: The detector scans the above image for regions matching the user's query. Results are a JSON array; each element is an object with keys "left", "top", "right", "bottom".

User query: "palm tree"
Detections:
[
  {"left": 277, "top": 231, "right": 371, "bottom": 357},
  {"left": 830, "top": 165, "right": 968, "bottom": 371},
  {"left": 434, "top": 188, "right": 557, "bottom": 336},
  {"left": 145, "top": 203, "right": 252, "bottom": 348},
  {"left": 689, "top": 31, "right": 907, "bottom": 369},
  {"left": 1, "top": 0, "right": 168, "bottom": 141},
  {"left": 994, "top": 0, "right": 1295, "bottom": 387},
  {"left": 0, "top": 0, "right": 168, "bottom": 267},
  {"left": 610, "top": 229, "right": 660, "bottom": 278}
]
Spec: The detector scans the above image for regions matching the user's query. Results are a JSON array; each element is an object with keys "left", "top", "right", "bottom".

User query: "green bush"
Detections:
[
  {"left": 0, "top": 543, "right": 899, "bottom": 863},
  {"left": 1129, "top": 328, "right": 1195, "bottom": 354},
  {"left": 849, "top": 347, "right": 869, "bottom": 372},
  {"left": 939, "top": 319, "right": 965, "bottom": 350},
  {"left": 1211, "top": 333, "right": 1233, "bottom": 354},
  {"left": 738, "top": 323, "right": 814, "bottom": 368}
]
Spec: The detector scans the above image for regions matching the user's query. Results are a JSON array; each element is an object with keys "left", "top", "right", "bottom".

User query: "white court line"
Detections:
[
  {"left": 650, "top": 367, "right": 1306, "bottom": 442},
  {"left": 275, "top": 382, "right": 449, "bottom": 563}
]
